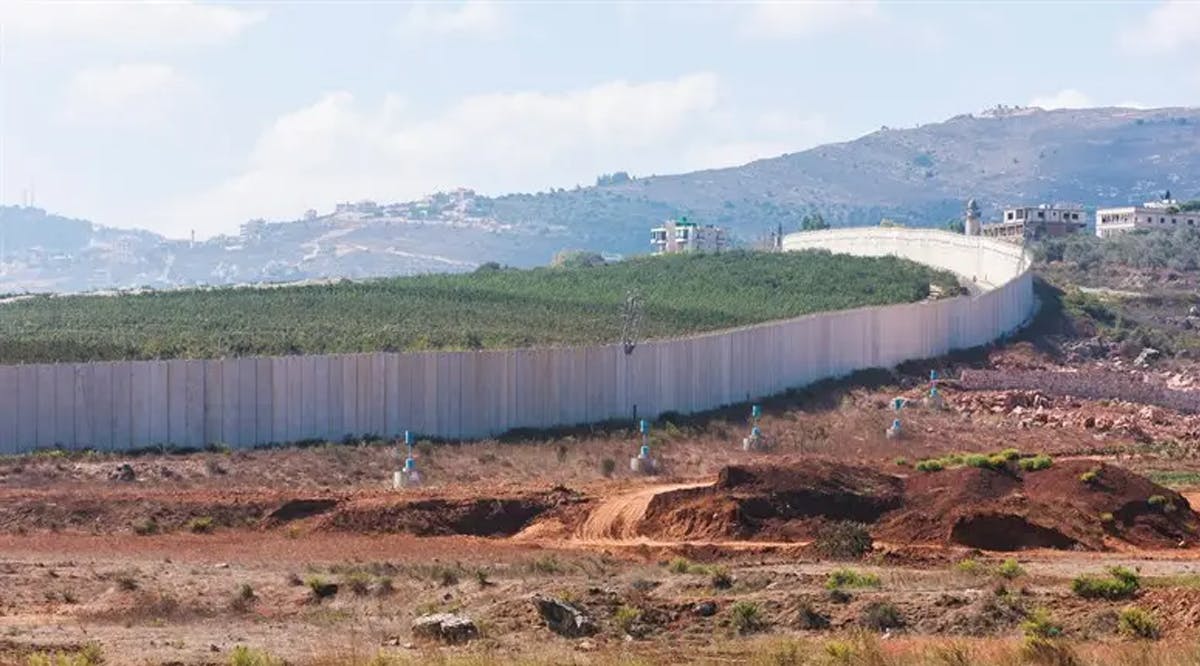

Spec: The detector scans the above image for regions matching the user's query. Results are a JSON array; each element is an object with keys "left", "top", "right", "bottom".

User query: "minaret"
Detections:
[{"left": 964, "top": 198, "right": 982, "bottom": 236}]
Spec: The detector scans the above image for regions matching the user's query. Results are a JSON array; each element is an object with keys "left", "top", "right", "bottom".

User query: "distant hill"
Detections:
[{"left": 2, "top": 105, "right": 1198, "bottom": 293}]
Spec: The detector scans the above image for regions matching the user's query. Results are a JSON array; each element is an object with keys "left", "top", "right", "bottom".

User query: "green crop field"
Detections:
[{"left": 0, "top": 250, "right": 960, "bottom": 363}]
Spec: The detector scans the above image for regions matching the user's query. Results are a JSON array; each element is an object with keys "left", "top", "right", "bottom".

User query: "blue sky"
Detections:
[{"left": 1, "top": 0, "right": 1198, "bottom": 238}]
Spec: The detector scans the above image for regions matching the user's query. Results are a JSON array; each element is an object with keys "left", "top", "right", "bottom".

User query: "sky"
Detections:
[{"left": 1, "top": 0, "right": 1198, "bottom": 240}]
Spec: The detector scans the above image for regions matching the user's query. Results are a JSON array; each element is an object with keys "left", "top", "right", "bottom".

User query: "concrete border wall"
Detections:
[{"left": 0, "top": 229, "right": 1034, "bottom": 452}]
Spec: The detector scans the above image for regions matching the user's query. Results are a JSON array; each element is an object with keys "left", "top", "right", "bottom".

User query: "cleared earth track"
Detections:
[{"left": 574, "top": 482, "right": 711, "bottom": 541}]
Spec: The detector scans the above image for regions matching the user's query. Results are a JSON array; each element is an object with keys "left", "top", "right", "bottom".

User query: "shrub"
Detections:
[
  {"left": 668, "top": 557, "right": 694, "bottom": 574},
  {"left": 133, "top": 517, "right": 160, "bottom": 536},
  {"left": 435, "top": 566, "right": 459, "bottom": 587},
  {"left": 915, "top": 459, "right": 944, "bottom": 473},
  {"left": 1072, "top": 566, "right": 1140, "bottom": 600},
  {"left": 962, "top": 454, "right": 993, "bottom": 469},
  {"left": 343, "top": 571, "right": 372, "bottom": 596},
  {"left": 187, "top": 516, "right": 215, "bottom": 534},
  {"left": 812, "top": 521, "right": 873, "bottom": 560},
  {"left": 1099, "top": 512, "right": 1115, "bottom": 525},
  {"left": 997, "top": 559, "right": 1026, "bottom": 580},
  {"left": 955, "top": 558, "right": 986, "bottom": 576},
  {"left": 231, "top": 583, "right": 257, "bottom": 612},
  {"left": 825, "top": 568, "right": 881, "bottom": 590},
  {"left": 795, "top": 601, "right": 830, "bottom": 630},
  {"left": 710, "top": 566, "right": 734, "bottom": 590},
  {"left": 1021, "top": 607, "right": 1063, "bottom": 639},
  {"left": 614, "top": 605, "right": 641, "bottom": 635},
  {"left": 528, "top": 556, "right": 564, "bottom": 575},
  {"left": 730, "top": 600, "right": 764, "bottom": 634},
  {"left": 1147, "top": 495, "right": 1173, "bottom": 512},
  {"left": 893, "top": 457, "right": 909, "bottom": 467},
  {"left": 228, "top": 646, "right": 284, "bottom": 666},
  {"left": 115, "top": 574, "right": 139, "bottom": 591},
  {"left": 1079, "top": 468, "right": 1099, "bottom": 485},
  {"left": 25, "top": 643, "right": 104, "bottom": 666},
  {"left": 473, "top": 569, "right": 491, "bottom": 587},
  {"left": 1019, "top": 454, "right": 1053, "bottom": 472},
  {"left": 304, "top": 575, "right": 338, "bottom": 600},
  {"left": 860, "top": 601, "right": 904, "bottom": 630},
  {"left": 1117, "top": 606, "right": 1159, "bottom": 639},
  {"left": 999, "top": 448, "right": 1021, "bottom": 461},
  {"left": 600, "top": 458, "right": 617, "bottom": 478}
]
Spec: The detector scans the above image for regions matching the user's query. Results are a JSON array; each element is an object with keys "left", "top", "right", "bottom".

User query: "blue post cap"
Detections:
[
  {"left": 751, "top": 426, "right": 761, "bottom": 437},
  {"left": 892, "top": 419, "right": 901, "bottom": 428},
  {"left": 892, "top": 397, "right": 904, "bottom": 410},
  {"left": 640, "top": 445, "right": 651, "bottom": 457},
  {"left": 930, "top": 370, "right": 938, "bottom": 380},
  {"left": 404, "top": 431, "right": 413, "bottom": 446},
  {"left": 751, "top": 405, "right": 762, "bottom": 419},
  {"left": 930, "top": 387, "right": 939, "bottom": 396},
  {"left": 404, "top": 457, "right": 415, "bottom": 471},
  {"left": 639, "top": 419, "right": 649, "bottom": 434}
]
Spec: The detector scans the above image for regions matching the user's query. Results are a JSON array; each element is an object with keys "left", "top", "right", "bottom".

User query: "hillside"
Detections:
[
  {"left": 0, "top": 250, "right": 957, "bottom": 363},
  {"left": 2, "top": 106, "right": 1197, "bottom": 293}
]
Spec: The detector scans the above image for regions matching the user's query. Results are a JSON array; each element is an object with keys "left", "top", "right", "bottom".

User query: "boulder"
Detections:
[
  {"left": 531, "top": 594, "right": 597, "bottom": 637},
  {"left": 1134, "top": 348, "right": 1161, "bottom": 368},
  {"left": 692, "top": 601, "right": 718, "bottom": 617},
  {"left": 111, "top": 463, "right": 137, "bottom": 482},
  {"left": 411, "top": 613, "right": 478, "bottom": 644}
]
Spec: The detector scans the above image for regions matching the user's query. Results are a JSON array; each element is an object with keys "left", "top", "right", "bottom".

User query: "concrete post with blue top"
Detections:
[
  {"left": 743, "top": 404, "right": 767, "bottom": 451},
  {"left": 393, "top": 430, "right": 422, "bottom": 488},
  {"left": 630, "top": 419, "right": 658, "bottom": 474}
]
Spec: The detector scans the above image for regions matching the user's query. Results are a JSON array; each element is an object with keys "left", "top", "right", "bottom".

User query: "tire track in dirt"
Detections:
[{"left": 574, "top": 482, "right": 711, "bottom": 541}]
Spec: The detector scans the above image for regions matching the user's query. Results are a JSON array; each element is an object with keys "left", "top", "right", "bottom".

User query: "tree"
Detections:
[
  {"left": 945, "top": 219, "right": 965, "bottom": 234},
  {"left": 551, "top": 250, "right": 606, "bottom": 268},
  {"left": 801, "top": 213, "right": 829, "bottom": 231}
]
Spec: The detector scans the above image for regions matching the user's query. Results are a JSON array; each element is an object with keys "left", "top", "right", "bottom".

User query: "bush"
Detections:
[
  {"left": 614, "top": 605, "right": 641, "bottom": 635},
  {"left": 893, "top": 457, "right": 909, "bottom": 467},
  {"left": 997, "top": 559, "right": 1026, "bottom": 580},
  {"left": 133, "top": 517, "right": 160, "bottom": 536},
  {"left": 187, "top": 516, "right": 215, "bottom": 534},
  {"left": 963, "top": 453, "right": 999, "bottom": 470},
  {"left": 954, "top": 558, "right": 986, "bottom": 576},
  {"left": 711, "top": 566, "right": 734, "bottom": 590},
  {"left": 812, "top": 521, "right": 873, "bottom": 560},
  {"left": 915, "top": 459, "right": 944, "bottom": 472},
  {"left": 1021, "top": 607, "right": 1063, "bottom": 639},
  {"left": 730, "top": 600, "right": 765, "bottom": 634},
  {"left": 229, "top": 646, "right": 284, "bottom": 666},
  {"left": 1147, "top": 495, "right": 1174, "bottom": 512},
  {"left": 1117, "top": 606, "right": 1159, "bottom": 639},
  {"left": 999, "top": 448, "right": 1021, "bottom": 461},
  {"left": 668, "top": 557, "right": 694, "bottom": 574},
  {"left": 343, "top": 571, "right": 372, "bottom": 596},
  {"left": 1079, "top": 468, "right": 1100, "bottom": 485},
  {"left": 1072, "top": 566, "right": 1140, "bottom": 600},
  {"left": 825, "top": 568, "right": 881, "bottom": 590},
  {"left": 860, "top": 601, "right": 904, "bottom": 630},
  {"left": 25, "top": 643, "right": 104, "bottom": 666},
  {"left": 231, "top": 583, "right": 257, "bottom": 612},
  {"left": 304, "top": 575, "right": 338, "bottom": 600},
  {"left": 795, "top": 601, "right": 830, "bottom": 630},
  {"left": 1019, "top": 454, "right": 1053, "bottom": 472},
  {"left": 600, "top": 458, "right": 617, "bottom": 478}
]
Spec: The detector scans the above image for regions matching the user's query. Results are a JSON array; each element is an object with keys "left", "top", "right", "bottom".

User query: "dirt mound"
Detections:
[
  {"left": 316, "top": 486, "right": 584, "bottom": 537},
  {"left": 639, "top": 459, "right": 902, "bottom": 542},
  {"left": 877, "top": 460, "right": 1200, "bottom": 551},
  {"left": 635, "top": 459, "right": 1200, "bottom": 551}
]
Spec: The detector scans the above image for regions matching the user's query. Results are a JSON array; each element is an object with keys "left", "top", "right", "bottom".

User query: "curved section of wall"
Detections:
[{"left": 0, "top": 230, "right": 1034, "bottom": 452}]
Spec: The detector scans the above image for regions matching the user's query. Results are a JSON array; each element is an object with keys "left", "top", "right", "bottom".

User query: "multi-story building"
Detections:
[
  {"left": 1095, "top": 197, "right": 1199, "bottom": 238},
  {"left": 980, "top": 204, "right": 1086, "bottom": 244},
  {"left": 650, "top": 217, "right": 727, "bottom": 254}
]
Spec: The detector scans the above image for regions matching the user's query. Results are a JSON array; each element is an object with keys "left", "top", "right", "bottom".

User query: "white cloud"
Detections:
[
  {"left": 396, "top": 1, "right": 503, "bottom": 39},
  {"left": 1029, "top": 89, "right": 1093, "bottom": 110},
  {"left": 3, "top": 0, "right": 265, "bottom": 48},
  {"left": 60, "top": 63, "right": 197, "bottom": 128},
  {"left": 166, "top": 74, "right": 832, "bottom": 237},
  {"left": 741, "top": 1, "right": 879, "bottom": 38},
  {"left": 1119, "top": 1, "right": 1200, "bottom": 54}
]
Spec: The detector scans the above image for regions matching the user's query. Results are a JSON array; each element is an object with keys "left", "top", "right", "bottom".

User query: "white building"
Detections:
[
  {"left": 980, "top": 204, "right": 1086, "bottom": 243},
  {"left": 650, "top": 217, "right": 728, "bottom": 254},
  {"left": 1095, "top": 196, "right": 1199, "bottom": 238}
]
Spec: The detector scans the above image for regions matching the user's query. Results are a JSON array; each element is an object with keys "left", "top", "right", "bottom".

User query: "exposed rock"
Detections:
[
  {"left": 1135, "top": 347, "right": 1161, "bottom": 368},
  {"left": 411, "top": 613, "right": 478, "bottom": 644},
  {"left": 531, "top": 594, "right": 597, "bottom": 637},
  {"left": 692, "top": 601, "right": 718, "bottom": 617},
  {"left": 110, "top": 464, "right": 137, "bottom": 482}
]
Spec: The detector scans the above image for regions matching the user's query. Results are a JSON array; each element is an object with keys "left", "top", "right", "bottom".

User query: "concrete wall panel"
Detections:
[{"left": 0, "top": 230, "right": 1032, "bottom": 451}]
